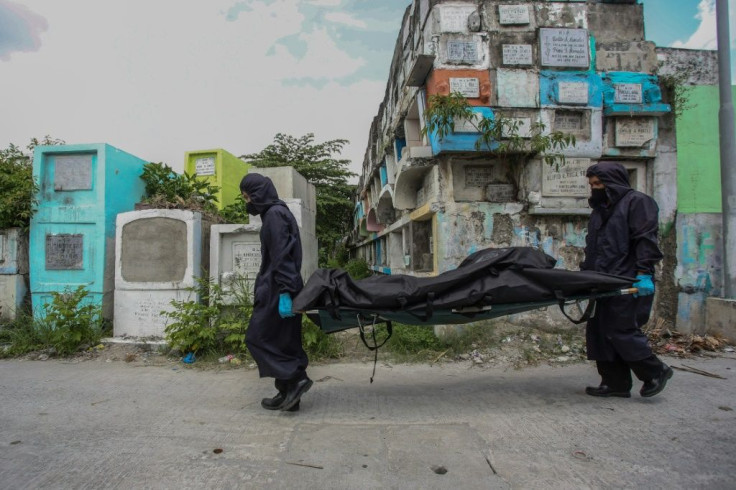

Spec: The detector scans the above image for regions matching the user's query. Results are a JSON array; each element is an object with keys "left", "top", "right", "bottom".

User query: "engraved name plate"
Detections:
[
  {"left": 502, "top": 44, "right": 533, "bottom": 65},
  {"left": 45, "top": 234, "right": 84, "bottom": 270},
  {"left": 554, "top": 112, "right": 585, "bottom": 132},
  {"left": 542, "top": 158, "right": 590, "bottom": 197},
  {"left": 450, "top": 77, "right": 480, "bottom": 98},
  {"left": 540, "top": 28, "right": 589, "bottom": 68},
  {"left": 558, "top": 81, "right": 589, "bottom": 104},
  {"left": 232, "top": 242, "right": 261, "bottom": 277},
  {"left": 485, "top": 184, "right": 516, "bottom": 202},
  {"left": 615, "top": 118, "right": 655, "bottom": 147},
  {"left": 614, "top": 83, "right": 643, "bottom": 104},
  {"left": 195, "top": 157, "right": 216, "bottom": 176},
  {"left": 465, "top": 166, "right": 497, "bottom": 188},
  {"left": 447, "top": 41, "right": 479, "bottom": 62},
  {"left": 498, "top": 5, "right": 530, "bottom": 25}
]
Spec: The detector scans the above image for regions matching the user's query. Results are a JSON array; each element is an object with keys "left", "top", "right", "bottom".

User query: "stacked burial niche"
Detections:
[
  {"left": 351, "top": 0, "right": 670, "bottom": 278},
  {"left": 30, "top": 144, "right": 147, "bottom": 318}
]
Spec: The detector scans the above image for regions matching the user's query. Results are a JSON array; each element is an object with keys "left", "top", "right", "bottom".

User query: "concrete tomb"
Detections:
[
  {"left": 113, "top": 209, "right": 202, "bottom": 338},
  {"left": 30, "top": 143, "right": 147, "bottom": 319}
]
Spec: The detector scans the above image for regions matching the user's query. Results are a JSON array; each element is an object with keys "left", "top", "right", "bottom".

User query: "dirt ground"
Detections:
[{"left": 21, "top": 322, "right": 732, "bottom": 376}]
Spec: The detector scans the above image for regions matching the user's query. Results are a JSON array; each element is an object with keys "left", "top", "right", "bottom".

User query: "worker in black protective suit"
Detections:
[
  {"left": 581, "top": 161, "right": 673, "bottom": 398},
  {"left": 240, "top": 173, "right": 311, "bottom": 411}
]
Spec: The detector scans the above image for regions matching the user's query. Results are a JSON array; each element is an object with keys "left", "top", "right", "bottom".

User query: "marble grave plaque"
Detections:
[
  {"left": 542, "top": 158, "right": 590, "bottom": 197},
  {"left": 485, "top": 184, "right": 516, "bottom": 202},
  {"left": 450, "top": 77, "right": 480, "bottom": 98},
  {"left": 614, "top": 83, "right": 643, "bottom": 104},
  {"left": 554, "top": 111, "right": 585, "bottom": 132},
  {"left": 440, "top": 6, "right": 473, "bottom": 32},
  {"left": 502, "top": 44, "right": 533, "bottom": 65},
  {"left": 195, "top": 157, "right": 216, "bottom": 176},
  {"left": 558, "top": 81, "right": 589, "bottom": 104},
  {"left": 447, "top": 41, "right": 479, "bottom": 62},
  {"left": 540, "top": 28, "right": 589, "bottom": 68},
  {"left": 465, "top": 166, "right": 497, "bottom": 188},
  {"left": 45, "top": 234, "right": 83, "bottom": 270},
  {"left": 498, "top": 5, "right": 530, "bottom": 25},
  {"left": 232, "top": 242, "right": 261, "bottom": 277},
  {"left": 615, "top": 118, "right": 655, "bottom": 147}
]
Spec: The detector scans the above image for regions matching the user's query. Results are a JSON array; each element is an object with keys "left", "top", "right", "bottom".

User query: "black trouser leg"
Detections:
[
  {"left": 628, "top": 355, "right": 665, "bottom": 382},
  {"left": 274, "top": 378, "right": 289, "bottom": 394},
  {"left": 596, "top": 357, "right": 633, "bottom": 391}
]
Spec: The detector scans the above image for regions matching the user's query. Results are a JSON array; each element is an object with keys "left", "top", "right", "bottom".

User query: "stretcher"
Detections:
[{"left": 293, "top": 247, "right": 637, "bottom": 347}]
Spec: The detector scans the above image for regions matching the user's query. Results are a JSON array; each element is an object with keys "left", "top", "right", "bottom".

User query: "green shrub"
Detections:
[
  {"left": 163, "top": 274, "right": 253, "bottom": 356},
  {"left": 344, "top": 258, "right": 371, "bottom": 279},
  {"left": 383, "top": 323, "right": 444, "bottom": 358},
  {"left": 0, "top": 313, "right": 46, "bottom": 357},
  {"left": 302, "top": 318, "right": 342, "bottom": 360},
  {"left": 140, "top": 162, "right": 220, "bottom": 212},
  {"left": 218, "top": 194, "right": 250, "bottom": 224},
  {"left": 0, "top": 145, "right": 39, "bottom": 231},
  {"left": 43, "top": 286, "right": 105, "bottom": 356}
]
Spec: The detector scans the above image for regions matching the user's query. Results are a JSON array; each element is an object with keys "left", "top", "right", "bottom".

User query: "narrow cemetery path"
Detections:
[{"left": 1, "top": 354, "right": 735, "bottom": 489}]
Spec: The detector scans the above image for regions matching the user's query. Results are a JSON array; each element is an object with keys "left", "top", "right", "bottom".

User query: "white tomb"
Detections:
[{"left": 113, "top": 209, "right": 202, "bottom": 338}]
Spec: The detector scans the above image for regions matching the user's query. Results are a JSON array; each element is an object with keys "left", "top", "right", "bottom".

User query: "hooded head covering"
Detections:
[
  {"left": 239, "top": 173, "right": 285, "bottom": 216},
  {"left": 585, "top": 161, "right": 632, "bottom": 208}
]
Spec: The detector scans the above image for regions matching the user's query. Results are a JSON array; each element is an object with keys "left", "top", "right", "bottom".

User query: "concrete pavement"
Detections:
[{"left": 1, "top": 355, "right": 735, "bottom": 489}]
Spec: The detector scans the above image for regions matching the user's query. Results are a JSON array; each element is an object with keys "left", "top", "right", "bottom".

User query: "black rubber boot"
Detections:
[{"left": 261, "top": 392, "right": 300, "bottom": 411}]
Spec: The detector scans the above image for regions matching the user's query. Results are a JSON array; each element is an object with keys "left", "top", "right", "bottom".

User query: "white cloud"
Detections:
[
  {"left": 266, "top": 28, "right": 366, "bottom": 80},
  {"left": 324, "top": 12, "right": 367, "bottom": 29},
  {"left": 671, "top": 0, "right": 717, "bottom": 49},
  {"left": 0, "top": 0, "right": 391, "bottom": 179}
]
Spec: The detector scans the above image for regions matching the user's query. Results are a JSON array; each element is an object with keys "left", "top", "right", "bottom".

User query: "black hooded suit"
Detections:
[
  {"left": 240, "top": 174, "right": 308, "bottom": 381},
  {"left": 581, "top": 162, "right": 665, "bottom": 389}
]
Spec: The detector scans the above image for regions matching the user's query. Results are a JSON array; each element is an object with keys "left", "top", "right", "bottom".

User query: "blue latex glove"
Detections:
[
  {"left": 633, "top": 274, "right": 654, "bottom": 297},
  {"left": 278, "top": 293, "right": 295, "bottom": 318}
]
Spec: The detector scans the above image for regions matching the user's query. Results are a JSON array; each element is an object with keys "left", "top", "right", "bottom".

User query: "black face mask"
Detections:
[
  {"left": 589, "top": 188, "right": 607, "bottom": 208},
  {"left": 246, "top": 202, "right": 258, "bottom": 216}
]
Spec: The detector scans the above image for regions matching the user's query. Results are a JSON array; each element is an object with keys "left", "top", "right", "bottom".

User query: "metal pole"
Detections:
[{"left": 716, "top": 0, "right": 736, "bottom": 298}]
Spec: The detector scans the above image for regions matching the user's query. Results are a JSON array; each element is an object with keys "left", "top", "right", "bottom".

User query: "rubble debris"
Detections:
[{"left": 645, "top": 319, "right": 732, "bottom": 357}]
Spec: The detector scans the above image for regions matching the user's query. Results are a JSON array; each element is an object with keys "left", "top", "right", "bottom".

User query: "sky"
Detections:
[{"left": 0, "top": 0, "right": 733, "bottom": 181}]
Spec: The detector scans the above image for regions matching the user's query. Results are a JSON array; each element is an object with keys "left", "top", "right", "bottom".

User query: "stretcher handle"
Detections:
[{"left": 557, "top": 287, "right": 639, "bottom": 325}]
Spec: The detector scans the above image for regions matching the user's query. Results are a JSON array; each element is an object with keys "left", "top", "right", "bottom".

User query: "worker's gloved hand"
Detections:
[
  {"left": 278, "top": 293, "right": 295, "bottom": 318},
  {"left": 633, "top": 275, "right": 655, "bottom": 297}
]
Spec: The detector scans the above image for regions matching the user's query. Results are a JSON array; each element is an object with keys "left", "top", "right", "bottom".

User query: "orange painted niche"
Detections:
[{"left": 426, "top": 69, "right": 491, "bottom": 105}]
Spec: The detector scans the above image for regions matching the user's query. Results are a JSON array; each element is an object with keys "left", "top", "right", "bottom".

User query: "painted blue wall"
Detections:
[
  {"left": 428, "top": 107, "right": 496, "bottom": 154},
  {"left": 30, "top": 143, "right": 148, "bottom": 316},
  {"left": 539, "top": 71, "right": 603, "bottom": 107},
  {"left": 600, "top": 72, "right": 670, "bottom": 115}
]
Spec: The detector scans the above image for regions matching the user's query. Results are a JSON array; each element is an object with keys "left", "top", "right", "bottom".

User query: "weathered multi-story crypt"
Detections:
[{"left": 349, "top": 0, "right": 677, "bottom": 328}]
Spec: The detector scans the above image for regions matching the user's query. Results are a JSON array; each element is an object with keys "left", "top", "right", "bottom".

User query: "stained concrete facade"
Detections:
[
  {"left": 0, "top": 228, "right": 29, "bottom": 322},
  {"left": 349, "top": 0, "right": 678, "bottom": 329},
  {"left": 657, "top": 47, "right": 735, "bottom": 340}
]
